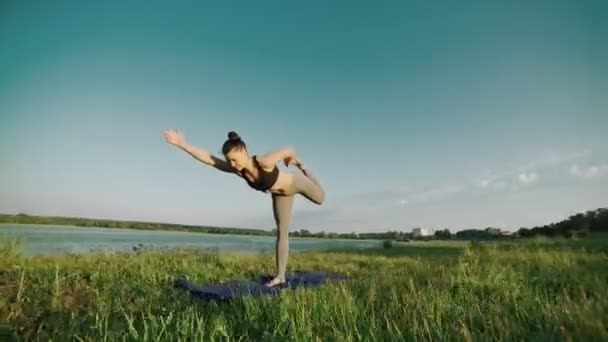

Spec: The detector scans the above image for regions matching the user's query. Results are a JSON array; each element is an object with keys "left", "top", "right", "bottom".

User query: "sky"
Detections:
[{"left": 1, "top": 0, "right": 606, "bottom": 233}]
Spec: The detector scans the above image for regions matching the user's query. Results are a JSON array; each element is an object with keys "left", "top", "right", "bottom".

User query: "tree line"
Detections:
[
  {"left": 517, "top": 208, "right": 608, "bottom": 238},
  {"left": 1, "top": 207, "right": 606, "bottom": 240},
  {"left": 0, "top": 214, "right": 272, "bottom": 236}
]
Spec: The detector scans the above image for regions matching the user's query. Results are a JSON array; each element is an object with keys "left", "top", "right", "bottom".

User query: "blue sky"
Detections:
[{"left": 1, "top": 1, "right": 606, "bottom": 233}]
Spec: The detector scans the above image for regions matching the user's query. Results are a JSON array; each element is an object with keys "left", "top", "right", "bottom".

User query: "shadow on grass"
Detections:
[
  {"left": 492, "top": 237, "right": 608, "bottom": 254},
  {"left": 0, "top": 321, "right": 18, "bottom": 342},
  {"left": 325, "top": 243, "right": 465, "bottom": 260}
]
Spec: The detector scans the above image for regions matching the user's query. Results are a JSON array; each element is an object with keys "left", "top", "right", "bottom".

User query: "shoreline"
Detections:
[
  {"left": 0, "top": 223, "right": 386, "bottom": 257},
  {"left": 0, "top": 222, "right": 382, "bottom": 242}
]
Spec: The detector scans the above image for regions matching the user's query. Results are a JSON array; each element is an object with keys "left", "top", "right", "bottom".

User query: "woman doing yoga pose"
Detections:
[{"left": 162, "top": 129, "right": 325, "bottom": 287}]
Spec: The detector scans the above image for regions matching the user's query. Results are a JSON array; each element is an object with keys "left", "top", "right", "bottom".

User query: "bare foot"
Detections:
[{"left": 264, "top": 276, "right": 285, "bottom": 287}]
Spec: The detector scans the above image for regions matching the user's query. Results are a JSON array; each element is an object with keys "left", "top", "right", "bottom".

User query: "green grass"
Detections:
[{"left": 0, "top": 237, "right": 607, "bottom": 341}]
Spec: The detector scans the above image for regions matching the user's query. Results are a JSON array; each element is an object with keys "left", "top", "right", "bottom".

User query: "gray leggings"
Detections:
[{"left": 272, "top": 169, "right": 325, "bottom": 281}]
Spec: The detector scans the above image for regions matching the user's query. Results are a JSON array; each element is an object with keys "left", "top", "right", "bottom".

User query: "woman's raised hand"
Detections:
[{"left": 163, "top": 128, "right": 186, "bottom": 147}]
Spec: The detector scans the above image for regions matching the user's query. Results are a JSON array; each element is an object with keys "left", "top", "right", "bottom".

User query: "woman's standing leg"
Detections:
[{"left": 269, "top": 193, "right": 295, "bottom": 285}]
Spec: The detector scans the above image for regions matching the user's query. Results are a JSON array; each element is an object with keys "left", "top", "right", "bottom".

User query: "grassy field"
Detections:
[{"left": 0, "top": 237, "right": 607, "bottom": 341}]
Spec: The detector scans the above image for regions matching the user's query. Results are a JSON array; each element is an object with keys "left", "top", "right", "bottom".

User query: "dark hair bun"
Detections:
[{"left": 228, "top": 131, "right": 240, "bottom": 141}]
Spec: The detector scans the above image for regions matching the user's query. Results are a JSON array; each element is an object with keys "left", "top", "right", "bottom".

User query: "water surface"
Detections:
[{"left": 0, "top": 223, "right": 379, "bottom": 256}]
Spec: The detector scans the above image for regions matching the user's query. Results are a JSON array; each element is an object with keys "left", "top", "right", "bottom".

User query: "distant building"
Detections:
[
  {"left": 412, "top": 227, "right": 431, "bottom": 237},
  {"left": 484, "top": 227, "right": 513, "bottom": 236}
]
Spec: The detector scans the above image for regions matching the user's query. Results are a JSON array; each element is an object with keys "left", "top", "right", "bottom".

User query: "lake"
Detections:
[{"left": 0, "top": 224, "right": 380, "bottom": 256}]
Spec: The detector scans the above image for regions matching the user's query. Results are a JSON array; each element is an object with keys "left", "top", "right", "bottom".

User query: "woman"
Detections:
[{"left": 162, "top": 129, "right": 325, "bottom": 287}]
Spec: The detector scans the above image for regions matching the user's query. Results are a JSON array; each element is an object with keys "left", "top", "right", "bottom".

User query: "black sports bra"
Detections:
[{"left": 242, "top": 156, "right": 279, "bottom": 192}]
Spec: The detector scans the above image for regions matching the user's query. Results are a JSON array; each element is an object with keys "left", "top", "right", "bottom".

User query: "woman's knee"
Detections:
[
  {"left": 295, "top": 175, "right": 325, "bottom": 205},
  {"left": 277, "top": 227, "right": 288, "bottom": 240},
  {"left": 313, "top": 191, "right": 325, "bottom": 205}
]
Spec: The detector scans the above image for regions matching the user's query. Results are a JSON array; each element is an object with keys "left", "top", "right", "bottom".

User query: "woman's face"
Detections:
[{"left": 224, "top": 148, "right": 248, "bottom": 171}]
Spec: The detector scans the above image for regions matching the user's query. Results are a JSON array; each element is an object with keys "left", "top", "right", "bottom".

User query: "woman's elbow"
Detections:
[{"left": 286, "top": 146, "right": 296, "bottom": 158}]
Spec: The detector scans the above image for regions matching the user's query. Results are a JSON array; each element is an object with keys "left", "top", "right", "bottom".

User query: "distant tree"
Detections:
[
  {"left": 516, "top": 207, "right": 608, "bottom": 238},
  {"left": 434, "top": 228, "right": 452, "bottom": 239},
  {"left": 299, "top": 229, "right": 312, "bottom": 236}
]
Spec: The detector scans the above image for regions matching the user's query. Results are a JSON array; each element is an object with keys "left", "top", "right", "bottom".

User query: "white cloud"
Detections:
[
  {"left": 569, "top": 164, "right": 580, "bottom": 176},
  {"left": 348, "top": 183, "right": 462, "bottom": 204},
  {"left": 493, "top": 181, "right": 507, "bottom": 190},
  {"left": 408, "top": 184, "right": 462, "bottom": 202},
  {"left": 478, "top": 179, "right": 507, "bottom": 191},
  {"left": 518, "top": 172, "right": 539, "bottom": 184},
  {"left": 476, "top": 149, "right": 590, "bottom": 190},
  {"left": 518, "top": 149, "right": 592, "bottom": 171},
  {"left": 569, "top": 163, "right": 608, "bottom": 179}
]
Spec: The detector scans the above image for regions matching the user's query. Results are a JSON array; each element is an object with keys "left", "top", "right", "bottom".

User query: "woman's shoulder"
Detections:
[{"left": 253, "top": 154, "right": 278, "bottom": 172}]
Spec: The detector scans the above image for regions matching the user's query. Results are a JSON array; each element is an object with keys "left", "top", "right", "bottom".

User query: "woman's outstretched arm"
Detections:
[{"left": 163, "top": 129, "right": 234, "bottom": 173}]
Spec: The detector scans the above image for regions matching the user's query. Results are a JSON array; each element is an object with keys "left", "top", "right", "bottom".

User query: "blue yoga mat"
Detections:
[{"left": 175, "top": 270, "right": 349, "bottom": 302}]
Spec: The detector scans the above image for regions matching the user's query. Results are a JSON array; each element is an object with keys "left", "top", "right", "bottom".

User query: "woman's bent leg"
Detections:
[{"left": 293, "top": 170, "right": 325, "bottom": 205}]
